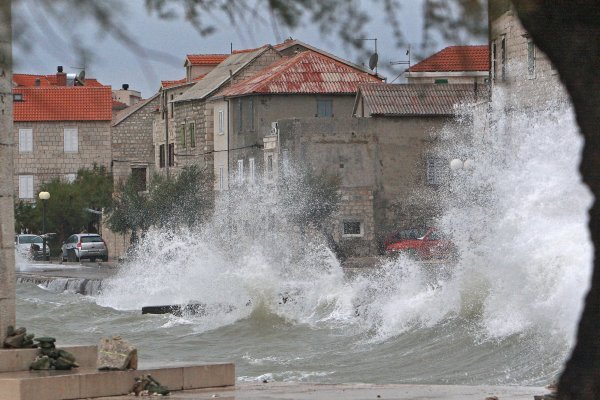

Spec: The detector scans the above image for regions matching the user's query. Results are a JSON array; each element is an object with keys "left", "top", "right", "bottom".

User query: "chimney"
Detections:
[
  {"left": 122, "top": 83, "right": 129, "bottom": 90},
  {"left": 56, "top": 66, "right": 67, "bottom": 86}
]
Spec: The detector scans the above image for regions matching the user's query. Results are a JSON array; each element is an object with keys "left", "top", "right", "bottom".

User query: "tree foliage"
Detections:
[
  {"left": 106, "top": 165, "right": 214, "bottom": 238},
  {"left": 13, "top": 165, "right": 113, "bottom": 254}
]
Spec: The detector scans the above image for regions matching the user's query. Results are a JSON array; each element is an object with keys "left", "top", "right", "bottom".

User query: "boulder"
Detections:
[
  {"left": 3, "top": 333, "right": 25, "bottom": 348},
  {"left": 97, "top": 336, "right": 138, "bottom": 370},
  {"left": 30, "top": 355, "right": 51, "bottom": 370}
]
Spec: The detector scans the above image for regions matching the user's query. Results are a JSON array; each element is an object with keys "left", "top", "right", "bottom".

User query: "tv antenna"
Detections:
[
  {"left": 389, "top": 45, "right": 411, "bottom": 83},
  {"left": 357, "top": 38, "right": 378, "bottom": 74}
]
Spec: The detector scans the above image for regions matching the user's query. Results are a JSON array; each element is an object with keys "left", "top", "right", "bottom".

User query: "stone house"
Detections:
[
  {"left": 270, "top": 84, "right": 485, "bottom": 256},
  {"left": 405, "top": 45, "right": 489, "bottom": 85},
  {"left": 210, "top": 49, "right": 382, "bottom": 191},
  {"left": 489, "top": 0, "right": 567, "bottom": 110},
  {"left": 12, "top": 70, "right": 112, "bottom": 200},
  {"left": 165, "top": 46, "right": 283, "bottom": 175}
]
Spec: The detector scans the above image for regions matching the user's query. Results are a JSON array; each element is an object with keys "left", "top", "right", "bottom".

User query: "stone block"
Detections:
[
  {"left": 79, "top": 369, "right": 135, "bottom": 398},
  {"left": 183, "top": 363, "right": 235, "bottom": 389}
]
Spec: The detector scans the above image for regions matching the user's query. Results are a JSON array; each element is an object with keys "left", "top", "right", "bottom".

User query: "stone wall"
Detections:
[
  {"left": 12, "top": 121, "right": 111, "bottom": 198},
  {"left": 112, "top": 96, "right": 160, "bottom": 186}
]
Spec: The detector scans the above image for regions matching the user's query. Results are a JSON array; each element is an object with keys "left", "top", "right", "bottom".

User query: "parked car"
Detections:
[
  {"left": 385, "top": 227, "right": 456, "bottom": 260},
  {"left": 15, "top": 234, "right": 51, "bottom": 260},
  {"left": 61, "top": 233, "right": 108, "bottom": 262}
]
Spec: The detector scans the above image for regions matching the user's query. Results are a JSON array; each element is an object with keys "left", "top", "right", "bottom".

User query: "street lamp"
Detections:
[
  {"left": 38, "top": 191, "right": 50, "bottom": 261},
  {"left": 450, "top": 158, "right": 475, "bottom": 171}
]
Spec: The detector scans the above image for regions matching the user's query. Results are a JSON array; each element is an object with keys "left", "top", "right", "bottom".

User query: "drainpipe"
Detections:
[{"left": 164, "top": 90, "right": 169, "bottom": 178}]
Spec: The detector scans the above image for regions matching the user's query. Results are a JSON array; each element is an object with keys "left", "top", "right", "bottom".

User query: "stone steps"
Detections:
[{"left": 0, "top": 347, "right": 235, "bottom": 400}]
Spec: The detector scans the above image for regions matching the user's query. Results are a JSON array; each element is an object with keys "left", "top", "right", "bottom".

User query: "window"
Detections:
[
  {"left": 491, "top": 42, "right": 497, "bottom": 82},
  {"left": 19, "top": 175, "right": 33, "bottom": 199},
  {"left": 266, "top": 154, "right": 273, "bottom": 180},
  {"left": 237, "top": 159, "right": 244, "bottom": 183},
  {"left": 64, "top": 128, "right": 78, "bottom": 153},
  {"left": 18, "top": 128, "right": 33, "bottom": 153},
  {"left": 248, "top": 98, "right": 254, "bottom": 131},
  {"left": 131, "top": 167, "right": 147, "bottom": 192},
  {"left": 168, "top": 143, "right": 175, "bottom": 166},
  {"left": 218, "top": 110, "right": 224, "bottom": 134},
  {"left": 500, "top": 36, "right": 506, "bottom": 82},
  {"left": 169, "top": 94, "right": 174, "bottom": 118},
  {"left": 527, "top": 39, "right": 536, "bottom": 78},
  {"left": 237, "top": 99, "right": 243, "bottom": 133},
  {"left": 317, "top": 99, "right": 333, "bottom": 117},
  {"left": 13, "top": 93, "right": 23, "bottom": 102},
  {"left": 65, "top": 174, "right": 76, "bottom": 183},
  {"left": 426, "top": 156, "right": 445, "bottom": 186},
  {"left": 179, "top": 125, "right": 186, "bottom": 148},
  {"left": 189, "top": 122, "right": 196, "bottom": 148},
  {"left": 159, "top": 144, "right": 165, "bottom": 168},
  {"left": 343, "top": 221, "right": 363, "bottom": 237},
  {"left": 249, "top": 158, "right": 255, "bottom": 183},
  {"left": 219, "top": 166, "right": 225, "bottom": 190}
]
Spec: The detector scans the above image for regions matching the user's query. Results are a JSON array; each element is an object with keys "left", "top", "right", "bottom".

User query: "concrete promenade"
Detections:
[{"left": 97, "top": 382, "right": 548, "bottom": 399}]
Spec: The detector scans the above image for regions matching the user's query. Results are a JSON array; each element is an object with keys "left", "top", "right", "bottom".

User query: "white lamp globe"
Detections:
[
  {"left": 463, "top": 159, "right": 475, "bottom": 170},
  {"left": 449, "top": 159, "right": 464, "bottom": 171},
  {"left": 38, "top": 191, "right": 50, "bottom": 200}
]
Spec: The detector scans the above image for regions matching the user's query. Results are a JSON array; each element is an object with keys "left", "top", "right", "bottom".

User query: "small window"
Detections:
[
  {"left": 237, "top": 99, "right": 243, "bottom": 133},
  {"left": 237, "top": 159, "right": 244, "bottom": 183},
  {"left": 64, "top": 128, "right": 78, "bottom": 153},
  {"left": 13, "top": 93, "right": 23, "bottom": 102},
  {"left": 434, "top": 79, "right": 448, "bottom": 84},
  {"left": 189, "top": 122, "right": 196, "bottom": 148},
  {"left": 317, "top": 99, "right": 333, "bottom": 117},
  {"left": 179, "top": 125, "right": 186, "bottom": 148},
  {"left": 426, "top": 156, "right": 445, "bottom": 186},
  {"left": 65, "top": 173, "right": 76, "bottom": 183},
  {"left": 169, "top": 94, "right": 174, "bottom": 118},
  {"left": 266, "top": 154, "right": 274, "bottom": 180},
  {"left": 527, "top": 39, "right": 536, "bottom": 78},
  {"left": 19, "top": 175, "right": 34, "bottom": 199},
  {"left": 219, "top": 166, "right": 225, "bottom": 190},
  {"left": 218, "top": 110, "right": 224, "bottom": 134},
  {"left": 168, "top": 143, "right": 175, "bottom": 166},
  {"left": 18, "top": 128, "right": 33, "bottom": 153},
  {"left": 249, "top": 158, "right": 255, "bottom": 183},
  {"left": 159, "top": 144, "right": 165, "bottom": 168},
  {"left": 249, "top": 98, "right": 254, "bottom": 131},
  {"left": 131, "top": 167, "right": 147, "bottom": 192},
  {"left": 343, "top": 221, "right": 363, "bottom": 237}
]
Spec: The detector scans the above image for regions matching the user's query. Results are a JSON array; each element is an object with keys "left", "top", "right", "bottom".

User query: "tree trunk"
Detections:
[{"left": 510, "top": 1, "right": 600, "bottom": 399}]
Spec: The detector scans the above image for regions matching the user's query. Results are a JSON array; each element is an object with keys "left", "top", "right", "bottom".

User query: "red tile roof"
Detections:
[
  {"left": 186, "top": 54, "right": 228, "bottom": 65},
  {"left": 13, "top": 73, "right": 104, "bottom": 87},
  {"left": 13, "top": 87, "right": 113, "bottom": 121},
  {"left": 161, "top": 74, "right": 206, "bottom": 89},
  {"left": 408, "top": 45, "right": 489, "bottom": 72},
  {"left": 356, "top": 83, "right": 487, "bottom": 116},
  {"left": 219, "top": 51, "right": 383, "bottom": 97}
]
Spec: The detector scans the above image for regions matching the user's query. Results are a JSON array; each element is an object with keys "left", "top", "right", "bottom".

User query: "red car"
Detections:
[{"left": 384, "top": 227, "right": 456, "bottom": 260}]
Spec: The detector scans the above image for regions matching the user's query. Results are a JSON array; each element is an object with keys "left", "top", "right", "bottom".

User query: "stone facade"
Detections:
[
  {"left": 489, "top": 4, "right": 568, "bottom": 109},
  {"left": 276, "top": 115, "right": 457, "bottom": 256},
  {"left": 112, "top": 95, "right": 160, "bottom": 187},
  {"left": 12, "top": 121, "right": 111, "bottom": 199}
]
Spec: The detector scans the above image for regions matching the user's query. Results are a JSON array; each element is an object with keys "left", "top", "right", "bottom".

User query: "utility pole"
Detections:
[{"left": 0, "top": 0, "right": 16, "bottom": 343}]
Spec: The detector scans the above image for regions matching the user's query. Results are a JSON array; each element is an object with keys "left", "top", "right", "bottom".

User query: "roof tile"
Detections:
[
  {"left": 408, "top": 45, "right": 489, "bottom": 72},
  {"left": 219, "top": 51, "right": 382, "bottom": 97},
  {"left": 13, "top": 87, "right": 113, "bottom": 121},
  {"left": 358, "top": 83, "right": 487, "bottom": 116},
  {"left": 186, "top": 54, "right": 228, "bottom": 65}
]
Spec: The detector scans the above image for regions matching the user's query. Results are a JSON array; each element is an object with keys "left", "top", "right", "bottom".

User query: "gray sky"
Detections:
[{"left": 13, "top": 1, "right": 484, "bottom": 98}]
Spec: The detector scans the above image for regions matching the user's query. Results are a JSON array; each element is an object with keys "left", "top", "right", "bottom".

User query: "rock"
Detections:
[
  {"left": 57, "top": 349, "right": 76, "bottom": 362},
  {"left": 35, "top": 337, "right": 56, "bottom": 345},
  {"left": 14, "top": 327, "right": 27, "bottom": 336},
  {"left": 30, "top": 355, "right": 51, "bottom": 370},
  {"left": 4, "top": 333, "right": 25, "bottom": 348},
  {"left": 6, "top": 326, "right": 14, "bottom": 337},
  {"left": 97, "top": 336, "right": 138, "bottom": 370},
  {"left": 54, "top": 356, "right": 77, "bottom": 370}
]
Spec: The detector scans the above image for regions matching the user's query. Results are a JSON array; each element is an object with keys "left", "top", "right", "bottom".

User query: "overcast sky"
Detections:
[{"left": 13, "top": 1, "right": 485, "bottom": 98}]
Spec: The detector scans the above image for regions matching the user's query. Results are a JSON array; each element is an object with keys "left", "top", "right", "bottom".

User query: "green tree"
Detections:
[
  {"left": 106, "top": 165, "right": 214, "bottom": 242},
  {"left": 13, "top": 166, "right": 113, "bottom": 254}
]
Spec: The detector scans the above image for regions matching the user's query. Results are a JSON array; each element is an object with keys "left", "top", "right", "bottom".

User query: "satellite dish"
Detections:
[
  {"left": 75, "top": 70, "right": 85, "bottom": 86},
  {"left": 368, "top": 53, "right": 379, "bottom": 71}
]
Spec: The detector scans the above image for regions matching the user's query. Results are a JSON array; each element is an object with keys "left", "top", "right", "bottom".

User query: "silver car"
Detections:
[
  {"left": 15, "top": 234, "right": 51, "bottom": 260},
  {"left": 61, "top": 234, "right": 108, "bottom": 262}
]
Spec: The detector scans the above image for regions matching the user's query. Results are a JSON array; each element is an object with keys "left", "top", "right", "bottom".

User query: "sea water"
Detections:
[{"left": 16, "top": 84, "right": 593, "bottom": 386}]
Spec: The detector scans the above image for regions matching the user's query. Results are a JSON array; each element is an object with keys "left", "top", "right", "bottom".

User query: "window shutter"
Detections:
[
  {"left": 64, "top": 128, "right": 78, "bottom": 152},
  {"left": 19, "top": 129, "right": 33, "bottom": 152}
]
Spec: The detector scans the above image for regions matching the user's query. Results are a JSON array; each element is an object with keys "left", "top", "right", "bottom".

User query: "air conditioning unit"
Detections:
[{"left": 270, "top": 121, "right": 278, "bottom": 135}]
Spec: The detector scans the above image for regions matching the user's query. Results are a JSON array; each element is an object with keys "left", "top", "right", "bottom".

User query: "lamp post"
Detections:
[{"left": 38, "top": 191, "right": 50, "bottom": 261}]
